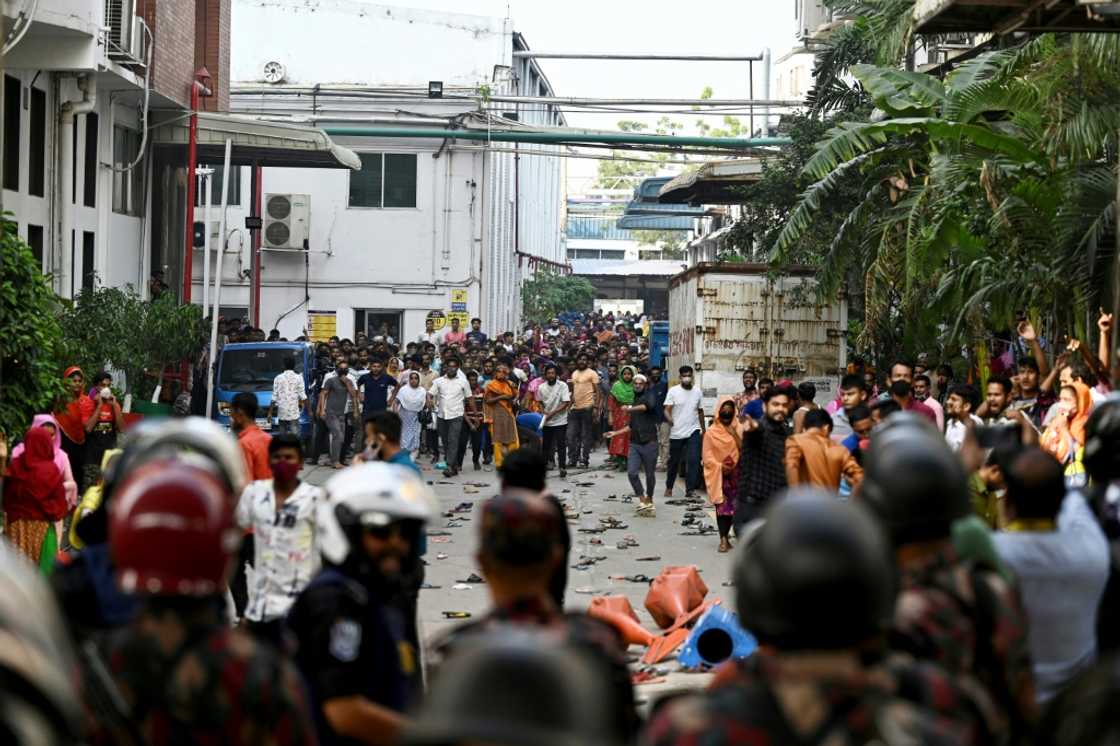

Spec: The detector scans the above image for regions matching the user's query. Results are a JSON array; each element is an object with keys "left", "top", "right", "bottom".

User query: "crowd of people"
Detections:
[{"left": 1, "top": 306, "right": 1120, "bottom": 744}]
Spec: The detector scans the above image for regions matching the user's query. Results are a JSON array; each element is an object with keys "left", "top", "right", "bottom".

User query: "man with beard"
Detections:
[
  {"left": 979, "top": 375, "right": 1037, "bottom": 445},
  {"left": 604, "top": 373, "right": 661, "bottom": 515},
  {"left": 944, "top": 384, "right": 983, "bottom": 452},
  {"left": 913, "top": 374, "right": 945, "bottom": 431},
  {"left": 287, "top": 463, "right": 433, "bottom": 746},
  {"left": 663, "top": 366, "right": 706, "bottom": 499},
  {"left": 734, "top": 385, "right": 793, "bottom": 534}
]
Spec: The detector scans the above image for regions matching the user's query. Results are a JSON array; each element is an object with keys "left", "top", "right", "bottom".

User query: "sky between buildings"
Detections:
[{"left": 394, "top": 0, "right": 795, "bottom": 191}]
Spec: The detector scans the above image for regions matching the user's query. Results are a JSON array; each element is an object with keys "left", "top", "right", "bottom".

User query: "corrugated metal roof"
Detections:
[{"left": 571, "top": 259, "right": 688, "bottom": 277}]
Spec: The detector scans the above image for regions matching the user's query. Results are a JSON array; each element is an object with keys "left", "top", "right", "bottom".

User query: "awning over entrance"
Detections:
[
  {"left": 914, "top": 0, "right": 1120, "bottom": 34},
  {"left": 152, "top": 111, "right": 361, "bottom": 169},
  {"left": 658, "top": 158, "right": 764, "bottom": 205}
]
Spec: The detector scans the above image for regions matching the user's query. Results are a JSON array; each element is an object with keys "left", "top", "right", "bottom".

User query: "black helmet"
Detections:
[
  {"left": 404, "top": 627, "right": 618, "bottom": 746},
  {"left": 860, "top": 417, "right": 970, "bottom": 544},
  {"left": 1085, "top": 394, "right": 1120, "bottom": 483},
  {"left": 735, "top": 489, "right": 895, "bottom": 650}
]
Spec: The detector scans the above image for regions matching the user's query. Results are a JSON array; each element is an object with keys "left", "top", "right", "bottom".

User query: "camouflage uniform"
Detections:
[
  {"left": 643, "top": 651, "right": 983, "bottom": 746},
  {"left": 891, "top": 543, "right": 1036, "bottom": 737},
  {"left": 88, "top": 621, "right": 316, "bottom": 746},
  {"left": 433, "top": 595, "right": 639, "bottom": 742}
]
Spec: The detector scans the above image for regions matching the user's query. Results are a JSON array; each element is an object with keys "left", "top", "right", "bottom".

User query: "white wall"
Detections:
[
  {"left": 194, "top": 143, "right": 488, "bottom": 341},
  {"left": 1, "top": 68, "right": 145, "bottom": 296},
  {"left": 231, "top": 0, "right": 509, "bottom": 87}
]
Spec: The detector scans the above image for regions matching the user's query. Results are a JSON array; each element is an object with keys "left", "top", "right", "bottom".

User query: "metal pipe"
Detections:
[
  {"left": 59, "top": 75, "right": 96, "bottom": 298},
  {"left": 252, "top": 164, "right": 263, "bottom": 326},
  {"left": 511, "top": 51, "right": 762, "bottom": 61},
  {"left": 200, "top": 168, "right": 211, "bottom": 310},
  {"left": 322, "top": 126, "right": 789, "bottom": 150},
  {"left": 762, "top": 48, "right": 772, "bottom": 138},
  {"left": 183, "top": 73, "right": 213, "bottom": 303},
  {"left": 232, "top": 85, "right": 800, "bottom": 108},
  {"left": 205, "top": 138, "right": 233, "bottom": 420}
]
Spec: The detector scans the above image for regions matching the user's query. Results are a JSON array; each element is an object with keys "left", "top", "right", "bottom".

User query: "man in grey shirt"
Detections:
[
  {"left": 993, "top": 448, "right": 1109, "bottom": 703},
  {"left": 318, "top": 361, "right": 359, "bottom": 469}
]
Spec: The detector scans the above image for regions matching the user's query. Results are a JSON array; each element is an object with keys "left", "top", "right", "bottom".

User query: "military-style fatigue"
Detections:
[
  {"left": 892, "top": 544, "right": 1036, "bottom": 736},
  {"left": 643, "top": 651, "right": 984, "bottom": 746},
  {"left": 89, "top": 621, "right": 316, "bottom": 746}
]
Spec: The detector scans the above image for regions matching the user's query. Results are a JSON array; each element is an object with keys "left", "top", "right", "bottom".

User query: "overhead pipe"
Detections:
[
  {"left": 59, "top": 75, "right": 97, "bottom": 298},
  {"left": 323, "top": 126, "right": 790, "bottom": 150},
  {"left": 510, "top": 51, "right": 763, "bottom": 61}
]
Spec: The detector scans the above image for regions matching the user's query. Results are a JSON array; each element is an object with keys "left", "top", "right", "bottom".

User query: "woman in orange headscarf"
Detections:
[
  {"left": 703, "top": 397, "right": 743, "bottom": 554},
  {"left": 1041, "top": 382, "right": 1093, "bottom": 468}
]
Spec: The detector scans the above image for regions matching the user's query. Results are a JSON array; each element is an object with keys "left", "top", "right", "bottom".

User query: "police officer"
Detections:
[
  {"left": 644, "top": 490, "right": 984, "bottom": 746},
  {"left": 90, "top": 418, "right": 317, "bottom": 745},
  {"left": 860, "top": 415, "right": 1037, "bottom": 737},
  {"left": 406, "top": 628, "right": 620, "bottom": 746},
  {"left": 286, "top": 462, "right": 433, "bottom": 746},
  {"left": 432, "top": 494, "right": 638, "bottom": 742}
]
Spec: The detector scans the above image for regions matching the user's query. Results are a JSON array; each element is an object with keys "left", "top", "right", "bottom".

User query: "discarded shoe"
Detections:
[
  {"left": 636, "top": 555, "right": 662, "bottom": 562},
  {"left": 442, "top": 611, "right": 472, "bottom": 619},
  {"left": 457, "top": 573, "right": 485, "bottom": 584}
]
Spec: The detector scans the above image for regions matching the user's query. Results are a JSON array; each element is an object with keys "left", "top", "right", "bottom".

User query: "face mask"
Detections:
[
  {"left": 719, "top": 411, "right": 734, "bottom": 424},
  {"left": 272, "top": 460, "right": 300, "bottom": 483}
]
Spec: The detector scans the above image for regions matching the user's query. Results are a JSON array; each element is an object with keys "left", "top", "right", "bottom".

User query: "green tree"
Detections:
[
  {"left": 773, "top": 37, "right": 1119, "bottom": 362},
  {"left": 521, "top": 271, "right": 596, "bottom": 324},
  {"left": 0, "top": 217, "right": 67, "bottom": 439},
  {"left": 59, "top": 286, "right": 206, "bottom": 400}
]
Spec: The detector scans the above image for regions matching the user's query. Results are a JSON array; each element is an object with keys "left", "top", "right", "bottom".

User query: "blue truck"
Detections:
[
  {"left": 649, "top": 320, "right": 670, "bottom": 370},
  {"left": 213, "top": 342, "right": 315, "bottom": 438}
]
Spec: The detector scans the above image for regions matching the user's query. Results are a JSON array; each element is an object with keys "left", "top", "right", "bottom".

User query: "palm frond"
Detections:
[
  {"left": 772, "top": 147, "right": 893, "bottom": 261},
  {"left": 850, "top": 64, "right": 947, "bottom": 116}
]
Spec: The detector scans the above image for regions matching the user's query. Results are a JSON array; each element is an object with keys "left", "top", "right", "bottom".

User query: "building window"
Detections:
[
  {"left": 29, "top": 87, "right": 46, "bottom": 197},
  {"left": 82, "top": 231, "right": 96, "bottom": 290},
  {"left": 83, "top": 112, "right": 98, "bottom": 207},
  {"left": 27, "top": 224, "right": 44, "bottom": 267},
  {"left": 3, "top": 75, "right": 20, "bottom": 191},
  {"left": 196, "top": 165, "right": 241, "bottom": 206},
  {"left": 354, "top": 310, "right": 403, "bottom": 343},
  {"left": 349, "top": 153, "right": 417, "bottom": 208},
  {"left": 113, "top": 125, "right": 144, "bottom": 215}
]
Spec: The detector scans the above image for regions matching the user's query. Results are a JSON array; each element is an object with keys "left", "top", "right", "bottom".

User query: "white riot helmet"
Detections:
[{"left": 318, "top": 462, "right": 434, "bottom": 566}]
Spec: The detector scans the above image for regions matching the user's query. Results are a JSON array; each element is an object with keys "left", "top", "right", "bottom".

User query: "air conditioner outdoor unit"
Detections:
[
  {"left": 104, "top": 0, "right": 136, "bottom": 61},
  {"left": 263, "top": 194, "right": 310, "bottom": 250},
  {"left": 129, "top": 16, "right": 150, "bottom": 65}
]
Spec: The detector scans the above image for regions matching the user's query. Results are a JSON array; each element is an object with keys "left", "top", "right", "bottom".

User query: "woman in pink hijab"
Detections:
[{"left": 10, "top": 414, "right": 80, "bottom": 526}]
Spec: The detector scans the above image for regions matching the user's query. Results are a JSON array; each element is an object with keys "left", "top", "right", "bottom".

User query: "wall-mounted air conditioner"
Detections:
[
  {"left": 104, "top": 0, "right": 136, "bottom": 61},
  {"left": 263, "top": 194, "right": 310, "bottom": 250}
]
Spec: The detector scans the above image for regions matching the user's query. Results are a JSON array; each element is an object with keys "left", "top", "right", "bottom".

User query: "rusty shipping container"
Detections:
[{"left": 667, "top": 263, "right": 848, "bottom": 413}]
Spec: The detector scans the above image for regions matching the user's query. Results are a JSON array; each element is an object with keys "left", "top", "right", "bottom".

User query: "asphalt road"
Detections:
[{"left": 302, "top": 452, "right": 728, "bottom": 703}]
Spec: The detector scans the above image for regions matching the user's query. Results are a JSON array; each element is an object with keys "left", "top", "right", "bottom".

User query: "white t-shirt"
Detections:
[
  {"left": 537, "top": 380, "right": 571, "bottom": 428},
  {"left": 429, "top": 375, "right": 472, "bottom": 419},
  {"left": 235, "top": 480, "right": 324, "bottom": 622},
  {"left": 944, "top": 413, "right": 983, "bottom": 452},
  {"left": 664, "top": 385, "right": 704, "bottom": 440}
]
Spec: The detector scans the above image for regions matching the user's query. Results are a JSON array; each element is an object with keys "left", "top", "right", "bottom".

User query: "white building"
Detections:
[
  {"left": 214, "top": 0, "right": 568, "bottom": 342},
  {"left": 1, "top": 0, "right": 155, "bottom": 297}
]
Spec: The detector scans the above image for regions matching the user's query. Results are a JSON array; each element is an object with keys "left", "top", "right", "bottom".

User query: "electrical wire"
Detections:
[
  {"left": 108, "top": 22, "right": 154, "bottom": 173},
  {"left": 1, "top": 0, "right": 40, "bottom": 55}
]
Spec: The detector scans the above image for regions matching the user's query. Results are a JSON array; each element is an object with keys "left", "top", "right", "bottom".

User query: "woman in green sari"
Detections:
[{"left": 607, "top": 365, "right": 636, "bottom": 469}]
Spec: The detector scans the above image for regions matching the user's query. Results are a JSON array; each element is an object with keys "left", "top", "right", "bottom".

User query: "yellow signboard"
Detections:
[
  {"left": 448, "top": 288, "right": 469, "bottom": 327},
  {"left": 427, "top": 310, "right": 447, "bottom": 331},
  {"left": 308, "top": 310, "right": 337, "bottom": 342}
]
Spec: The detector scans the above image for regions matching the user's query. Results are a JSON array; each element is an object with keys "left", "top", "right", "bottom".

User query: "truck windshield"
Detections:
[{"left": 219, "top": 348, "right": 304, "bottom": 392}]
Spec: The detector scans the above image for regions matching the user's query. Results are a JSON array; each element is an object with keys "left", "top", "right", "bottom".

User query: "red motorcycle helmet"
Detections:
[{"left": 109, "top": 456, "right": 240, "bottom": 596}]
